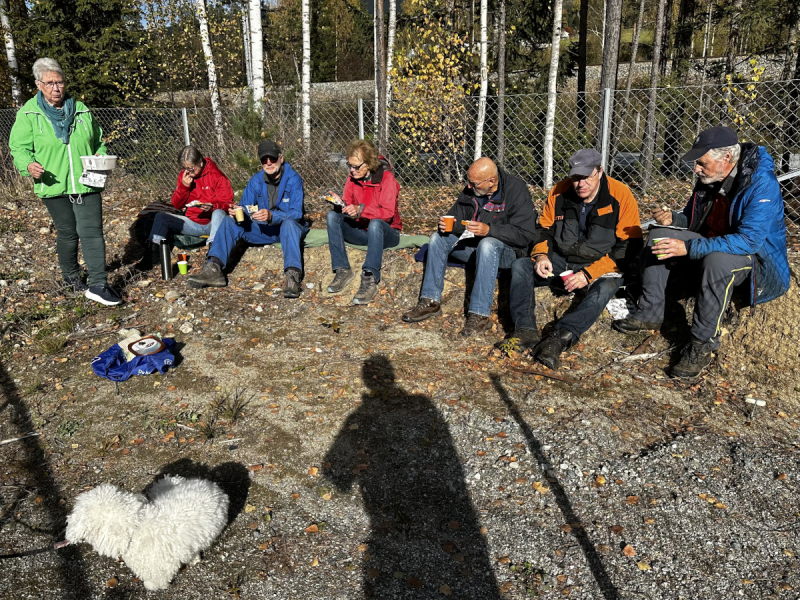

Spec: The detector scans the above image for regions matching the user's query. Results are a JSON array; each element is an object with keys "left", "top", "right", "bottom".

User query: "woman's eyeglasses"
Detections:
[
  {"left": 346, "top": 161, "right": 365, "bottom": 171},
  {"left": 183, "top": 165, "right": 201, "bottom": 173},
  {"left": 38, "top": 80, "right": 65, "bottom": 90}
]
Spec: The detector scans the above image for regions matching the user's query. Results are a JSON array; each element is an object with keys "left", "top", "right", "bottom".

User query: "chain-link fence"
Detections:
[{"left": 1, "top": 79, "right": 798, "bottom": 233}]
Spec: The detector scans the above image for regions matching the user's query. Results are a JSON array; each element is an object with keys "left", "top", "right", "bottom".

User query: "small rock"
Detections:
[
  {"left": 39, "top": 227, "right": 50, "bottom": 234},
  {"left": 138, "top": 279, "right": 151, "bottom": 288},
  {"left": 14, "top": 236, "right": 24, "bottom": 244},
  {"left": 306, "top": 283, "right": 315, "bottom": 289},
  {"left": 0, "top": 280, "right": 6, "bottom": 287},
  {"left": 253, "top": 283, "right": 265, "bottom": 291},
  {"left": 179, "top": 323, "right": 194, "bottom": 334},
  {"left": 165, "top": 290, "right": 181, "bottom": 302},
  {"left": 17, "top": 279, "right": 29, "bottom": 287}
]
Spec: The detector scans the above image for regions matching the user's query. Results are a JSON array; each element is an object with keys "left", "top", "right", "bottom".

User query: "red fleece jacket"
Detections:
[
  {"left": 342, "top": 161, "right": 402, "bottom": 231},
  {"left": 170, "top": 158, "right": 234, "bottom": 225}
]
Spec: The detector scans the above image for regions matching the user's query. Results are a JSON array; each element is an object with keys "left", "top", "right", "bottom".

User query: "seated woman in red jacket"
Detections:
[
  {"left": 148, "top": 145, "right": 234, "bottom": 249},
  {"left": 325, "top": 139, "right": 402, "bottom": 305}
]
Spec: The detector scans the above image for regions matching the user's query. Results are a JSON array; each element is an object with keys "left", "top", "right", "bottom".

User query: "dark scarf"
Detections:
[{"left": 36, "top": 91, "right": 75, "bottom": 144}]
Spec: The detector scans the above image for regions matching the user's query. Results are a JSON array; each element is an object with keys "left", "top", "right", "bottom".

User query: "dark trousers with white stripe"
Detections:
[{"left": 633, "top": 228, "right": 752, "bottom": 349}]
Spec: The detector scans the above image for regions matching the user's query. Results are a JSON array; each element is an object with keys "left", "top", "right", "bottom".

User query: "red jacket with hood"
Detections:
[
  {"left": 171, "top": 157, "right": 234, "bottom": 225},
  {"left": 342, "top": 157, "right": 402, "bottom": 231}
]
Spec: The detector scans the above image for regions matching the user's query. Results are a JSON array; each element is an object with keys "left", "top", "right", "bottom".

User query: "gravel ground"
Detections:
[{"left": 1, "top": 195, "right": 799, "bottom": 600}]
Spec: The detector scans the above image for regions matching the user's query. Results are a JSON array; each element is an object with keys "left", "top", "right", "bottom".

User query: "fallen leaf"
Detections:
[
  {"left": 500, "top": 582, "right": 513, "bottom": 592},
  {"left": 448, "top": 520, "right": 460, "bottom": 530},
  {"left": 610, "top": 525, "right": 624, "bottom": 535},
  {"left": 623, "top": 545, "right": 636, "bottom": 557},
  {"left": 637, "top": 561, "right": 650, "bottom": 570},
  {"left": 311, "top": 557, "right": 319, "bottom": 567},
  {"left": 106, "top": 577, "right": 118, "bottom": 588},
  {"left": 367, "top": 568, "right": 379, "bottom": 578},
  {"left": 308, "top": 466, "right": 319, "bottom": 477},
  {"left": 532, "top": 481, "right": 550, "bottom": 494},
  {"left": 304, "top": 524, "right": 319, "bottom": 533},
  {"left": 497, "top": 556, "right": 511, "bottom": 563},
  {"left": 626, "top": 495, "right": 639, "bottom": 505},
  {"left": 407, "top": 576, "right": 422, "bottom": 588},
  {"left": 358, "top": 544, "right": 368, "bottom": 552},
  {"left": 245, "top": 504, "right": 256, "bottom": 513},
  {"left": 439, "top": 584, "right": 452, "bottom": 595}
]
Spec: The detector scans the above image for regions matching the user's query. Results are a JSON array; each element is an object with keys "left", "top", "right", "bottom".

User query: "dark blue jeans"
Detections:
[
  {"left": 509, "top": 253, "right": 623, "bottom": 341},
  {"left": 326, "top": 211, "right": 399, "bottom": 283},
  {"left": 209, "top": 216, "right": 307, "bottom": 271}
]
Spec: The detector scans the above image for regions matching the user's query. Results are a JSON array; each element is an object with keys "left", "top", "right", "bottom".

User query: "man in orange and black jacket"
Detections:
[{"left": 506, "top": 149, "right": 643, "bottom": 369}]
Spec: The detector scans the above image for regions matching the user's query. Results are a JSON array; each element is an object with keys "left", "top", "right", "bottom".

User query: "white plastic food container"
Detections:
[{"left": 80, "top": 155, "right": 117, "bottom": 171}]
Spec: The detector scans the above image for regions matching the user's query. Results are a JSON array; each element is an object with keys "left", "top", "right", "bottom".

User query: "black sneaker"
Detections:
[
  {"left": 63, "top": 277, "right": 88, "bottom": 293},
  {"left": 671, "top": 340, "right": 713, "bottom": 379},
  {"left": 612, "top": 316, "right": 662, "bottom": 334},
  {"left": 352, "top": 272, "right": 378, "bottom": 305},
  {"left": 327, "top": 268, "right": 355, "bottom": 294},
  {"left": 284, "top": 268, "right": 302, "bottom": 298},
  {"left": 85, "top": 284, "right": 123, "bottom": 306}
]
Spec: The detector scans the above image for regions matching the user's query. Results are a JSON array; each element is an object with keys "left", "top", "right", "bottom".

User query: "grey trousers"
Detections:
[{"left": 634, "top": 227, "right": 752, "bottom": 348}]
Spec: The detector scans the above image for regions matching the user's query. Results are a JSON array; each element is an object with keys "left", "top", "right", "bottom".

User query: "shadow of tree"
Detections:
[
  {"left": 324, "top": 354, "right": 501, "bottom": 598},
  {"left": 0, "top": 360, "right": 92, "bottom": 598},
  {"left": 490, "top": 374, "right": 620, "bottom": 600}
]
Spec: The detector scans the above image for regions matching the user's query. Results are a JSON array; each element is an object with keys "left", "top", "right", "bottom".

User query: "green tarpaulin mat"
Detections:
[{"left": 273, "top": 229, "right": 430, "bottom": 251}]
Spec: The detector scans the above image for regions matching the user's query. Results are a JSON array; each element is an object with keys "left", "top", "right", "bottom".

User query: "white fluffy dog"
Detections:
[{"left": 61, "top": 475, "right": 229, "bottom": 590}]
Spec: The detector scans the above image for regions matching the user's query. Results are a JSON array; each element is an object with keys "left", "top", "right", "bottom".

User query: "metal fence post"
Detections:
[
  {"left": 600, "top": 87, "right": 611, "bottom": 171},
  {"left": 358, "top": 98, "right": 364, "bottom": 140},
  {"left": 181, "top": 108, "right": 190, "bottom": 146}
]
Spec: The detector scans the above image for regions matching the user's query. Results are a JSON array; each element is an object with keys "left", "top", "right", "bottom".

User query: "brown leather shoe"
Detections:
[
  {"left": 401, "top": 298, "right": 442, "bottom": 323},
  {"left": 460, "top": 313, "right": 490, "bottom": 337}
]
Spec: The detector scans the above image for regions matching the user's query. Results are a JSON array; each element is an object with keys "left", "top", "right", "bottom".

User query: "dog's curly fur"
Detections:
[{"left": 64, "top": 475, "right": 229, "bottom": 591}]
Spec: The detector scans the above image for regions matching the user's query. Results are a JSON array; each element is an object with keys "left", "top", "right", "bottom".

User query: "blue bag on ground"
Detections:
[{"left": 92, "top": 338, "right": 177, "bottom": 381}]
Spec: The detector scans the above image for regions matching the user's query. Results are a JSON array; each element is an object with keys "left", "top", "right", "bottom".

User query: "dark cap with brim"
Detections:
[
  {"left": 681, "top": 126, "right": 738, "bottom": 162},
  {"left": 257, "top": 140, "right": 282, "bottom": 160},
  {"left": 568, "top": 148, "right": 602, "bottom": 177}
]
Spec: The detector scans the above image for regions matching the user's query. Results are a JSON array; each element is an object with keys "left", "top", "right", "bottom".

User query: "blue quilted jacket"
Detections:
[{"left": 673, "top": 144, "right": 789, "bottom": 305}]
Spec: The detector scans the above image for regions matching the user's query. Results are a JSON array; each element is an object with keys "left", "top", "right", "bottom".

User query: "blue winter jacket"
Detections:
[
  {"left": 240, "top": 162, "right": 305, "bottom": 226},
  {"left": 673, "top": 144, "right": 789, "bottom": 305}
]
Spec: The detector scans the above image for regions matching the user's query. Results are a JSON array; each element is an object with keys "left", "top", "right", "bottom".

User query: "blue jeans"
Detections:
[
  {"left": 208, "top": 216, "right": 307, "bottom": 271},
  {"left": 509, "top": 253, "right": 622, "bottom": 341},
  {"left": 326, "top": 211, "right": 400, "bottom": 283},
  {"left": 149, "top": 210, "right": 228, "bottom": 245},
  {"left": 420, "top": 232, "right": 518, "bottom": 317}
]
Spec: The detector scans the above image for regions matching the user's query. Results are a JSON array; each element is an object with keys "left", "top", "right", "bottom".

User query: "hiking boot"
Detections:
[
  {"left": 352, "top": 272, "right": 378, "bottom": 305},
  {"left": 135, "top": 242, "right": 160, "bottom": 272},
  {"left": 284, "top": 268, "right": 302, "bottom": 298},
  {"left": 532, "top": 329, "right": 574, "bottom": 370},
  {"left": 460, "top": 313, "right": 490, "bottom": 337},
  {"left": 63, "top": 276, "right": 88, "bottom": 293},
  {"left": 327, "top": 268, "right": 355, "bottom": 294},
  {"left": 402, "top": 298, "right": 442, "bottom": 323},
  {"left": 188, "top": 260, "right": 226, "bottom": 288},
  {"left": 513, "top": 328, "right": 541, "bottom": 351},
  {"left": 85, "top": 284, "right": 123, "bottom": 306},
  {"left": 612, "top": 316, "right": 662, "bottom": 334},
  {"left": 671, "top": 339, "right": 713, "bottom": 379}
]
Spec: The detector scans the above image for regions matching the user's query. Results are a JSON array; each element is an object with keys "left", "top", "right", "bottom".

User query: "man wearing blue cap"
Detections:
[{"left": 613, "top": 126, "right": 790, "bottom": 378}]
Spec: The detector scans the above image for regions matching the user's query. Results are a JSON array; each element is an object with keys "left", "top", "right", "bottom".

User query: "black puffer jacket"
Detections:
[{"left": 444, "top": 168, "right": 538, "bottom": 258}]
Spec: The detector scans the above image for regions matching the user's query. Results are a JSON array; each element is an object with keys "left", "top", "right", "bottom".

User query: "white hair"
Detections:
[
  {"left": 33, "top": 58, "right": 64, "bottom": 82},
  {"left": 707, "top": 143, "right": 740, "bottom": 164}
]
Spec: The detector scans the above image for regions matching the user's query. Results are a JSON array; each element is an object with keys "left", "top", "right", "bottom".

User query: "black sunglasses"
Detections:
[{"left": 346, "top": 161, "right": 366, "bottom": 171}]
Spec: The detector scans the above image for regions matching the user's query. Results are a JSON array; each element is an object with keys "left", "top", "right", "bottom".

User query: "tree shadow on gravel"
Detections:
[
  {"left": 0, "top": 360, "right": 92, "bottom": 599},
  {"left": 490, "top": 374, "right": 620, "bottom": 600},
  {"left": 324, "top": 355, "right": 501, "bottom": 599}
]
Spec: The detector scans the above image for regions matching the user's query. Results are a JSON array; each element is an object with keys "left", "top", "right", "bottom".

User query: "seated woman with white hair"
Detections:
[{"left": 8, "top": 57, "right": 122, "bottom": 305}]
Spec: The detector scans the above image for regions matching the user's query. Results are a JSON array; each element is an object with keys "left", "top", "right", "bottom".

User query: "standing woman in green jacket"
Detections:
[{"left": 9, "top": 57, "right": 122, "bottom": 306}]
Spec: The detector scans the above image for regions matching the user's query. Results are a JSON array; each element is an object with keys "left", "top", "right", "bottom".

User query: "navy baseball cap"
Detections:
[
  {"left": 257, "top": 140, "right": 282, "bottom": 160},
  {"left": 682, "top": 126, "right": 738, "bottom": 162},
  {"left": 568, "top": 148, "right": 602, "bottom": 177}
]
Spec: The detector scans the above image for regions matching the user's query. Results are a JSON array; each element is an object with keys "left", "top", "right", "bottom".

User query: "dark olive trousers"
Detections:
[{"left": 42, "top": 193, "right": 108, "bottom": 286}]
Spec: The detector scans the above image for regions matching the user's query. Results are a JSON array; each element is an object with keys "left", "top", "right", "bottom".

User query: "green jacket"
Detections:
[{"left": 9, "top": 96, "right": 108, "bottom": 198}]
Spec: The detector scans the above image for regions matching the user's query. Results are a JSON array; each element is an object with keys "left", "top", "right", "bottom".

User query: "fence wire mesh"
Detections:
[{"left": 0, "top": 79, "right": 798, "bottom": 234}]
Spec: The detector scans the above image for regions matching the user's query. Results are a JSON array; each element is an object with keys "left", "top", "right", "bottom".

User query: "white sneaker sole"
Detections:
[{"left": 85, "top": 289, "right": 123, "bottom": 306}]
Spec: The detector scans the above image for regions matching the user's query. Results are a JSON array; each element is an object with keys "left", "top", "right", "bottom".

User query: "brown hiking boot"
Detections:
[
  {"left": 401, "top": 298, "right": 442, "bottom": 323},
  {"left": 327, "top": 268, "right": 355, "bottom": 294},
  {"left": 188, "top": 260, "right": 226, "bottom": 288},
  {"left": 671, "top": 340, "right": 713, "bottom": 378},
  {"left": 460, "top": 313, "right": 490, "bottom": 337}
]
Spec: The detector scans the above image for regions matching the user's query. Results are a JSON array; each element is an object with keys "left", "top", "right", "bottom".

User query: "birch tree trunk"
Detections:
[
  {"left": 543, "top": 0, "right": 564, "bottom": 188},
  {"left": 384, "top": 0, "right": 396, "bottom": 143},
  {"left": 473, "top": 0, "right": 488, "bottom": 160},
  {"left": 249, "top": 0, "right": 265, "bottom": 115},
  {"left": 0, "top": 0, "right": 21, "bottom": 107},
  {"left": 595, "top": 0, "right": 622, "bottom": 158},
  {"left": 641, "top": 0, "right": 667, "bottom": 193},
  {"left": 373, "top": 0, "right": 379, "bottom": 139},
  {"left": 577, "top": 0, "right": 589, "bottom": 129},
  {"left": 725, "top": 0, "right": 742, "bottom": 76},
  {"left": 195, "top": 0, "right": 224, "bottom": 146},
  {"left": 241, "top": 3, "right": 253, "bottom": 88},
  {"left": 375, "top": 0, "right": 387, "bottom": 153},
  {"left": 781, "top": 20, "right": 798, "bottom": 81},
  {"left": 301, "top": 0, "right": 311, "bottom": 153},
  {"left": 496, "top": 0, "right": 507, "bottom": 165}
]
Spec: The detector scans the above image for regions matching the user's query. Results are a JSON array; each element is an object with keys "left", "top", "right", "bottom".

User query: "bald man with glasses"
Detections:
[{"left": 401, "top": 157, "right": 537, "bottom": 336}]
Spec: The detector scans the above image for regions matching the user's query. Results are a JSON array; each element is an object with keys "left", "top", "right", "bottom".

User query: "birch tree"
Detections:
[
  {"left": 496, "top": 0, "right": 507, "bottom": 165},
  {"left": 249, "top": 0, "right": 265, "bottom": 114},
  {"left": 543, "top": 0, "right": 563, "bottom": 188},
  {"left": 725, "top": 0, "right": 742, "bottom": 76},
  {"left": 595, "top": 0, "right": 622, "bottom": 165},
  {"left": 0, "top": 0, "right": 20, "bottom": 107},
  {"left": 384, "top": 0, "right": 397, "bottom": 142},
  {"left": 641, "top": 0, "right": 668, "bottom": 193},
  {"left": 241, "top": 2, "right": 253, "bottom": 87},
  {"left": 577, "top": 0, "right": 589, "bottom": 129},
  {"left": 473, "top": 0, "right": 488, "bottom": 160},
  {"left": 375, "top": 0, "right": 387, "bottom": 152},
  {"left": 195, "top": 0, "right": 224, "bottom": 145},
  {"left": 301, "top": 0, "right": 311, "bottom": 152}
]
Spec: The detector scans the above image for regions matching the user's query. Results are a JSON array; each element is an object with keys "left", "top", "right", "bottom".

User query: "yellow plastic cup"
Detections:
[
  {"left": 652, "top": 237, "right": 668, "bottom": 259},
  {"left": 177, "top": 260, "right": 188, "bottom": 275}
]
